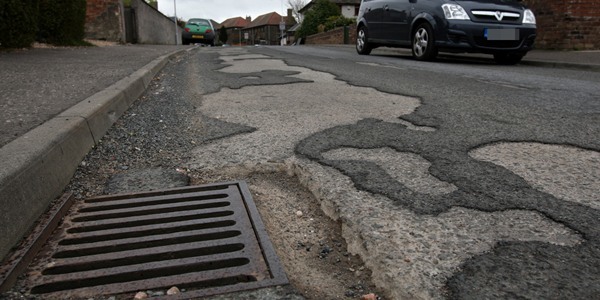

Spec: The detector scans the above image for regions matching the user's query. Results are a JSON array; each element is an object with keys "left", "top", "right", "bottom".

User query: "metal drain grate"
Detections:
[{"left": 23, "top": 181, "right": 287, "bottom": 299}]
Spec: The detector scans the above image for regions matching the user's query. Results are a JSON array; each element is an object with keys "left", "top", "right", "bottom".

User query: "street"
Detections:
[{"left": 55, "top": 45, "right": 600, "bottom": 299}]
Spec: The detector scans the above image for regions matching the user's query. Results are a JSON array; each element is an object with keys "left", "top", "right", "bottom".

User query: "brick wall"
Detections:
[
  {"left": 85, "top": 0, "right": 124, "bottom": 42},
  {"left": 305, "top": 24, "right": 356, "bottom": 45},
  {"left": 524, "top": 0, "right": 600, "bottom": 49}
]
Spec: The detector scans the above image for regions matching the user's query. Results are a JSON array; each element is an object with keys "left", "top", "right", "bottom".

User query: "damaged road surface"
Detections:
[
  {"left": 183, "top": 46, "right": 599, "bottom": 299},
  {"left": 6, "top": 46, "right": 599, "bottom": 299}
]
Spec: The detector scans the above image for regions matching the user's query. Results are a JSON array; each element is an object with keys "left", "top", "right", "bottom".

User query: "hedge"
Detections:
[
  {"left": 0, "top": 0, "right": 39, "bottom": 48},
  {"left": 0, "top": 0, "right": 87, "bottom": 49},
  {"left": 38, "top": 0, "right": 87, "bottom": 46}
]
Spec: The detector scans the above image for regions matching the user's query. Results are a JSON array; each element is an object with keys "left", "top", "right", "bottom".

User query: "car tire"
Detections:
[
  {"left": 493, "top": 53, "right": 524, "bottom": 65},
  {"left": 412, "top": 23, "right": 438, "bottom": 61},
  {"left": 182, "top": 39, "right": 190, "bottom": 45},
  {"left": 356, "top": 26, "right": 372, "bottom": 55}
]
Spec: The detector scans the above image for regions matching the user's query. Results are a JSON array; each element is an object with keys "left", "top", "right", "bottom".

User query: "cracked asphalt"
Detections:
[{"left": 174, "top": 46, "right": 600, "bottom": 299}]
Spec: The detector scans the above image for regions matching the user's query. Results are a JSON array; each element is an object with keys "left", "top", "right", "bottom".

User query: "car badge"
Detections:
[{"left": 495, "top": 11, "right": 504, "bottom": 21}]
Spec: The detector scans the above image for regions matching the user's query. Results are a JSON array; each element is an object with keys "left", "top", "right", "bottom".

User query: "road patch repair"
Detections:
[
  {"left": 184, "top": 47, "right": 596, "bottom": 299},
  {"left": 1, "top": 182, "right": 287, "bottom": 299}
]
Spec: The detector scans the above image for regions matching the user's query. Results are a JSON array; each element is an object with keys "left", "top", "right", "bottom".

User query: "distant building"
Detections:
[
  {"left": 241, "top": 11, "right": 295, "bottom": 45},
  {"left": 218, "top": 16, "right": 251, "bottom": 45}
]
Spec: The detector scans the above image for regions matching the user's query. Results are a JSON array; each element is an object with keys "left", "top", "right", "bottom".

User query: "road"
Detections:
[{"left": 64, "top": 45, "right": 600, "bottom": 299}]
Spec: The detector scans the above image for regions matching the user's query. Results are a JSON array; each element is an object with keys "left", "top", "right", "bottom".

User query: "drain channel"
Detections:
[{"left": 22, "top": 181, "right": 287, "bottom": 298}]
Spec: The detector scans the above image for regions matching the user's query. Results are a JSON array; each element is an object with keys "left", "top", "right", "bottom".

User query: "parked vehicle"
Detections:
[
  {"left": 182, "top": 18, "right": 215, "bottom": 46},
  {"left": 356, "top": 0, "right": 536, "bottom": 64}
]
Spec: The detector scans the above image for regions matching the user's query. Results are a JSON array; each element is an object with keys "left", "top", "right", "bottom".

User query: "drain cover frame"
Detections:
[{"left": 21, "top": 181, "right": 288, "bottom": 299}]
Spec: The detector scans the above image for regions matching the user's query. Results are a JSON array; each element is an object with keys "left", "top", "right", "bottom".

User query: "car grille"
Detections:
[{"left": 471, "top": 10, "right": 521, "bottom": 24}]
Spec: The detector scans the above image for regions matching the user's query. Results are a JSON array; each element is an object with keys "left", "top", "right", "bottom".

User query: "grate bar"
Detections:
[
  {"left": 54, "top": 231, "right": 243, "bottom": 264},
  {"left": 34, "top": 265, "right": 261, "bottom": 298},
  {"left": 79, "top": 190, "right": 230, "bottom": 212},
  {"left": 66, "top": 207, "right": 234, "bottom": 233},
  {"left": 33, "top": 253, "right": 255, "bottom": 284},
  {"left": 45, "top": 237, "right": 246, "bottom": 272},
  {"left": 54, "top": 227, "right": 241, "bottom": 258},
  {"left": 72, "top": 198, "right": 232, "bottom": 222},
  {"left": 59, "top": 217, "right": 236, "bottom": 245}
]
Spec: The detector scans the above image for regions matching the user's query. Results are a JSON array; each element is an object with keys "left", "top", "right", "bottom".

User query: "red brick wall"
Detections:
[
  {"left": 305, "top": 24, "right": 356, "bottom": 45},
  {"left": 85, "top": 0, "right": 124, "bottom": 42},
  {"left": 524, "top": 0, "right": 600, "bottom": 49}
]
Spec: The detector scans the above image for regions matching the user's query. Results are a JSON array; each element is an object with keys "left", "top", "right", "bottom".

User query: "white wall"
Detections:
[{"left": 341, "top": 5, "right": 357, "bottom": 18}]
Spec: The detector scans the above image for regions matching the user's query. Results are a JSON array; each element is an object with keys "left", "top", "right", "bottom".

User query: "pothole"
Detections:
[{"left": 189, "top": 168, "right": 387, "bottom": 300}]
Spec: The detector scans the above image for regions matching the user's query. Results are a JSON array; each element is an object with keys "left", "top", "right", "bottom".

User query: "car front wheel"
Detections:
[
  {"left": 412, "top": 23, "right": 438, "bottom": 61},
  {"left": 356, "top": 26, "right": 372, "bottom": 55}
]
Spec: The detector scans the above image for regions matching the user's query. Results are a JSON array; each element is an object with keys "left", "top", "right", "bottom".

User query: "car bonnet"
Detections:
[{"left": 452, "top": 0, "right": 526, "bottom": 11}]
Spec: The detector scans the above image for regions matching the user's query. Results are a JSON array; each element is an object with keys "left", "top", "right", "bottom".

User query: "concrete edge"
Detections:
[
  {"left": 0, "top": 48, "right": 187, "bottom": 263},
  {"left": 519, "top": 59, "right": 600, "bottom": 72}
]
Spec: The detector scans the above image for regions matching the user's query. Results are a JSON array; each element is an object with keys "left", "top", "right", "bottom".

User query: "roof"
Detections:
[
  {"left": 218, "top": 17, "right": 250, "bottom": 29},
  {"left": 287, "top": 23, "right": 301, "bottom": 32},
  {"left": 244, "top": 12, "right": 289, "bottom": 29}
]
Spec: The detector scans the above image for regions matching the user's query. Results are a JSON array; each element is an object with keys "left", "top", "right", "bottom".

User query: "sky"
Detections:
[{"left": 156, "top": 0, "right": 292, "bottom": 23}]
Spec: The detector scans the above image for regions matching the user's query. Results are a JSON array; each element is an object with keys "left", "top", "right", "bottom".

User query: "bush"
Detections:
[
  {"left": 323, "top": 15, "right": 355, "bottom": 32},
  {"left": 38, "top": 0, "right": 87, "bottom": 46},
  {"left": 219, "top": 26, "right": 229, "bottom": 45},
  {"left": 0, "top": 0, "right": 39, "bottom": 48},
  {"left": 297, "top": 0, "right": 340, "bottom": 38}
]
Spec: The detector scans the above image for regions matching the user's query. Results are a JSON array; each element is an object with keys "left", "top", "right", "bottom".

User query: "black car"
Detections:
[{"left": 356, "top": 0, "right": 537, "bottom": 64}]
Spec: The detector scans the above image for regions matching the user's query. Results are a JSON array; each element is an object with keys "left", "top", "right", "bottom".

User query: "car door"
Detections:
[
  {"left": 361, "top": 0, "right": 386, "bottom": 40},
  {"left": 382, "top": 0, "right": 412, "bottom": 43}
]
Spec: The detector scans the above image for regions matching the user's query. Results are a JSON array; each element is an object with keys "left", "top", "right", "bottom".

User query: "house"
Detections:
[
  {"left": 287, "top": 23, "right": 302, "bottom": 45},
  {"left": 218, "top": 16, "right": 251, "bottom": 45},
  {"left": 241, "top": 11, "right": 296, "bottom": 45},
  {"left": 300, "top": 0, "right": 361, "bottom": 19},
  {"left": 209, "top": 19, "right": 221, "bottom": 43}
]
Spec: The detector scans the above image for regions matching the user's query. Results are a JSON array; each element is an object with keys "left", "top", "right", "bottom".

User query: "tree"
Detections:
[
  {"left": 296, "top": 0, "right": 339, "bottom": 38},
  {"left": 219, "top": 26, "right": 229, "bottom": 45},
  {"left": 287, "top": 0, "right": 308, "bottom": 23}
]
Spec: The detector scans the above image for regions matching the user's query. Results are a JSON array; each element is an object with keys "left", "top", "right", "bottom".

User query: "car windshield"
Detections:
[{"left": 188, "top": 19, "right": 210, "bottom": 26}]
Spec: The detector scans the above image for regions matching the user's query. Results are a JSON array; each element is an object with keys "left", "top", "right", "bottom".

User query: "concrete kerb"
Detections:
[
  {"left": 0, "top": 48, "right": 188, "bottom": 263},
  {"left": 328, "top": 44, "right": 599, "bottom": 72},
  {"left": 519, "top": 59, "right": 600, "bottom": 72}
]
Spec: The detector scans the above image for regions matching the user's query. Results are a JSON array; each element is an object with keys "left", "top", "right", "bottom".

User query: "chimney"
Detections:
[
  {"left": 246, "top": 16, "right": 252, "bottom": 22},
  {"left": 287, "top": 8, "right": 295, "bottom": 25}
]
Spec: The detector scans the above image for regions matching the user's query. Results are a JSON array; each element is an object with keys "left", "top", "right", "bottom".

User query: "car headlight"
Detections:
[
  {"left": 442, "top": 4, "right": 470, "bottom": 20},
  {"left": 523, "top": 9, "right": 536, "bottom": 24}
]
